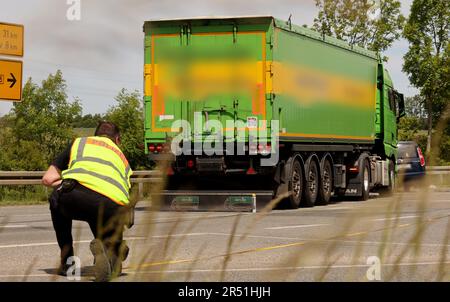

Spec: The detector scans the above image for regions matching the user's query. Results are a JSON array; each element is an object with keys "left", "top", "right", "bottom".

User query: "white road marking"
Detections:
[
  {"left": 0, "top": 236, "right": 145, "bottom": 249},
  {"left": 0, "top": 274, "right": 53, "bottom": 278},
  {"left": 150, "top": 233, "right": 209, "bottom": 238},
  {"left": 0, "top": 231, "right": 297, "bottom": 250},
  {"left": 1, "top": 261, "right": 448, "bottom": 279},
  {"left": 136, "top": 213, "right": 239, "bottom": 223},
  {"left": 331, "top": 238, "right": 450, "bottom": 248},
  {"left": 265, "top": 224, "right": 328, "bottom": 230},
  {"left": 0, "top": 233, "right": 212, "bottom": 249},
  {"left": 0, "top": 224, "right": 29, "bottom": 229},
  {"left": 194, "top": 232, "right": 299, "bottom": 241},
  {"left": 127, "top": 261, "right": 450, "bottom": 275},
  {"left": 0, "top": 213, "right": 50, "bottom": 218},
  {"left": 0, "top": 241, "right": 85, "bottom": 249},
  {"left": 373, "top": 215, "right": 419, "bottom": 222},
  {"left": 197, "top": 233, "right": 450, "bottom": 247},
  {"left": 301, "top": 206, "right": 352, "bottom": 211}
]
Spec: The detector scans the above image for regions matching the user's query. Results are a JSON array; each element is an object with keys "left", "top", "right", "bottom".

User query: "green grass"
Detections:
[
  {"left": 0, "top": 185, "right": 49, "bottom": 206},
  {"left": 0, "top": 183, "right": 149, "bottom": 206},
  {"left": 0, "top": 199, "right": 48, "bottom": 206}
]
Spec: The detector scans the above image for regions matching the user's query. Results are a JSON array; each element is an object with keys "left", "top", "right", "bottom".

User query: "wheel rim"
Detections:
[
  {"left": 364, "top": 168, "right": 369, "bottom": 192},
  {"left": 323, "top": 165, "right": 331, "bottom": 193},
  {"left": 390, "top": 168, "right": 395, "bottom": 190},
  {"left": 292, "top": 167, "right": 301, "bottom": 199},
  {"left": 308, "top": 166, "right": 317, "bottom": 195}
]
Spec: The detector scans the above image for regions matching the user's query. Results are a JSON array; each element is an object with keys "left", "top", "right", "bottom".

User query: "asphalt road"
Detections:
[{"left": 0, "top": 190, "right": 449, "bottom": 282}]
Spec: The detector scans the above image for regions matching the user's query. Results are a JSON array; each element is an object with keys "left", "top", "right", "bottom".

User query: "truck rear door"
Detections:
[{"left": 148, "top": 22, "right": 268, "bottom": 142}]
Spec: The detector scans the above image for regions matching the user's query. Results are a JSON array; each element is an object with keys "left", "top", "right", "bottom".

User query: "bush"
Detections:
[{"left": 0, "top": 186, "right": 49, "bottom": 204}]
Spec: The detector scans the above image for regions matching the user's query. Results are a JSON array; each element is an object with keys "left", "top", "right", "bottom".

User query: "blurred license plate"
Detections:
[{"left": 398, "top": 164, "right": 411, "bottom": 170}]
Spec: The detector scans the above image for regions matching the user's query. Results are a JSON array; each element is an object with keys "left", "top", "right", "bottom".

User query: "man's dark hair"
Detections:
[{"left": 94, "top": 121, "right": 120, "bottom": 142}]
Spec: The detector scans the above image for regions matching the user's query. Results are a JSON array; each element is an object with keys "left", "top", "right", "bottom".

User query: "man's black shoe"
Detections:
[{"left": 57, "top": 263, "right": 71, "bottom": 277}]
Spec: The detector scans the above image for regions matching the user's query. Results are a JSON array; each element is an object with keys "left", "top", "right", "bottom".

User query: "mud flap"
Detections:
[
  {"left": 274, "top": 154, "right": 304, "bottom": 199},
  {"left": 346, "top": 153, "right": 371, "bottom": 197}
]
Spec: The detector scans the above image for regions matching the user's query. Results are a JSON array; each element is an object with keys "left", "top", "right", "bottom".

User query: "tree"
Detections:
[
  {"left": 73, "top": 113, "right": 105, "bottom": 128},
  {"left": 313, "top": 0, "right": 405, "bottom": 56},
  {"left": 1, "top": 70, "right": 82, "bottom": 170},
  {"left": 400, "top": 95, "right": 428, "bottom": 131},
  {"left": 105, "top": 89, "right": 148, "bottom": 170},
  {"left": 404, "top": 95, "right": 427, "bottom": 120},
  {"left": 403, "top": 0, "right": 450, "bottom": 156}
]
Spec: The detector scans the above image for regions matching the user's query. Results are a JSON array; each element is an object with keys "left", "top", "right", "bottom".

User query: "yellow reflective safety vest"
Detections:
[{"left": 61, "top": 136, "right": 133, "bottom": 206}]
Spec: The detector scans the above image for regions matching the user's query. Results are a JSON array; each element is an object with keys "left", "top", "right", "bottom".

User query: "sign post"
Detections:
[{"left": 0, "top": 22, "right": 24, "bottom": 101}]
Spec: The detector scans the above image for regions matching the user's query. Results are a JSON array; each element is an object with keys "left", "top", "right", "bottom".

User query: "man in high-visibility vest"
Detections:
[{"left": 42, "top": 121, "right": 133, "bottom": 282}]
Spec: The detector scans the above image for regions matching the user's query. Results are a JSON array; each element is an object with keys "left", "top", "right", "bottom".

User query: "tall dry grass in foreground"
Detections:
[
  {"left": 125, "top": 105, "right": 449, "bottom": 282},
  {"left": 125, "top": 175, "right": 449, "bottom": 282},
  {"left": 12, "top": 105, "right": 449, "bottom": 282},
  {"left": 12, "top": 174, "right": 449, "bottom": 281}
]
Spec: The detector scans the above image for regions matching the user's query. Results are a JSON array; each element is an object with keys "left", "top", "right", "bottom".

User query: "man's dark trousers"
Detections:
[{"left": 49, "top": 181, "right": 126, "bottom": 266}]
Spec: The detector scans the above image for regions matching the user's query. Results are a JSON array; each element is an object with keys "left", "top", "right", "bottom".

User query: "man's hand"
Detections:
[{"left": 42, "top": 165, "right": 63, "bottom": 188}]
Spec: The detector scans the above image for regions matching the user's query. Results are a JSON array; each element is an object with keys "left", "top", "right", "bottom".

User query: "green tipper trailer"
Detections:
[{"left": 143, "top": 16, "right": 405, "bottom": 208}]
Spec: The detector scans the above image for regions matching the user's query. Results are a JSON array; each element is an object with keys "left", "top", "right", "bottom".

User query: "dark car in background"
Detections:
[{"left": 397, "top": 141, "right": 426, "bottom": 189}]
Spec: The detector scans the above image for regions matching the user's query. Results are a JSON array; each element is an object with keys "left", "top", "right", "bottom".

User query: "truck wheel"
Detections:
[
  {"left": 302, "top": 159, "right": 319, "bottom": 207},
  {"left": 317, "top": 158, "right": 333, "bottom": 205},
  {"left": 287, "top": 159, "right": 304, "bottom": 209},
  {"left": 358, "top": 160, "right": 370, "bottom": 201},
  {"left": 388, "top": 160, "right": 396, "bottom": 194},
  {"left": 380, "top": 160, "right": 396, "bottom": 196}
]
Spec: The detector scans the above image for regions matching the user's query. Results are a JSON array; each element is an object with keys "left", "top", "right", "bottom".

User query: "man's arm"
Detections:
[
  {"left": 42, "top": 145, "right": 72, "bottom": 188},
  {"left": 42, "top": 165, "right": 63, "bottom": 187}
]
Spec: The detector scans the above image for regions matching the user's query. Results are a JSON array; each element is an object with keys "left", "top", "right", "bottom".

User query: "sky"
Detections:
[{"left": 0, "top": 0, "right": 418, "bottom": 116}]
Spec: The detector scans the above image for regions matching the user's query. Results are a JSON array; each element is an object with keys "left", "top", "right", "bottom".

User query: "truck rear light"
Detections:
[
  {"left": 258, "top": 144, "right": 271, "bottom": 155},
  {"left": 187, "top": 159, "right": 195, "bottom": 169},
  {"left": 156, "top": 144, "right": 163, "bottom": 153},
  {"left": 349, "top": 167, "right": 359, "bottom": 173},
  {"left": 148, "top": 144, "right": 155, "bottom": 152},
  {"left": 417, "top": 147, "right": 425, "bottom": 166}
]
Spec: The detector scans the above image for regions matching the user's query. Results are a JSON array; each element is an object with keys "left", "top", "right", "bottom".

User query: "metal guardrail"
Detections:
[
  {"left": 424, "top": 166, "right": 450, "bottom": 186},
  {"left": 0, "top": 166, "right": 448, "bottom": 188},
  {"left": 425, "top": 166, "right": 450, "bottom": 174},
  {"left": 0, "top": 170, "right": 162, "bottom": 185},
  {"left": 0, "top": 170, "right": 163, "bottom": 198},
  {"left": 0, "top": 167, "right": 448, "bottom": 184}
]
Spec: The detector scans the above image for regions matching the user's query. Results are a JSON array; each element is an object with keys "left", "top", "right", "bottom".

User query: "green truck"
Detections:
[{"left": 143, "top": 16, "right": 405, "bottom": 208}]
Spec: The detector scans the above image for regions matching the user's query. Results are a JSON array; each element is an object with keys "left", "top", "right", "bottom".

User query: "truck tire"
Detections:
[
  {"left": 302, "top": 158, "right": 319, "bottom": 207},
  {"left": 358, "top": 160, "right": 370, "bottom": 201},
  {"left": 317, "top": 158, "right": 333, "bottom": 205},
  {"left": 389, "top": 160, "right": 396, "bottom": 193},
  {"left": 286, "top": 159, "right": 304, "bottom": 209}
]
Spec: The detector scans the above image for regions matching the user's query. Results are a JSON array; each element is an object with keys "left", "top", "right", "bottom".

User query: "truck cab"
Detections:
[{"left": 376, "top": 64, "right": 405, "bottom": 161}]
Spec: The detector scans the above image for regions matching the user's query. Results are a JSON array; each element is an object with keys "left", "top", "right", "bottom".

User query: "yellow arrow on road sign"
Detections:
[
  {"left": 0, "top": 22, "right": 24, "bottom": 57},
  {"left": 0, "top": 59, "right": 22, "bottom": 101}
]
